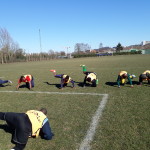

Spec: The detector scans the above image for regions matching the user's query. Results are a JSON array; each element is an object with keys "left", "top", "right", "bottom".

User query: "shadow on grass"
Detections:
[
  {"left": 19, "top": 84, "right": 34, "bottom": 90},
  {"left": 75, "top": 81, "right": 92, "bottom": 87},
  {"left": 131, "top": 81, "right": 139, "bottom": 85},
  {"left": 105, "top": 82, "right": 117, "bottom": 87},
  {"left": 105, "top": 81, "right": 140, "bottom": 87},
  {"left": 0, "top": 84, "right": 11, "bottom": 87},
  {"left": 19, "top": 84, "right": 28, "bottom": 88},
  {"left": 44, "top": 82, "right": 75, "bottom": 89},
  {"left": 74, "top": 81, "right": 84, "bottom": 87},
  {"left": 44, "top": 82, "right": 61, "bottom": 89}
]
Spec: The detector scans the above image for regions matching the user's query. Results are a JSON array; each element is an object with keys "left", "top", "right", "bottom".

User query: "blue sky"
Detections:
[{"left": 0, "top": 0, "right": 150, "bottom": 53}]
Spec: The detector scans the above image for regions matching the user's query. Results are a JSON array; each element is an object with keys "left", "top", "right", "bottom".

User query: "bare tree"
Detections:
[
  {"left": 0, "top": 27, "right": 19, "bottom": 63},
  {"left": 74, "top": 43, "right": 91, "bottom": 54},
  {"left": 60, "top": 51, "right": 66, "bottom": 56},
  {"left": 0, "top": 28, "right": 9, "bottom": 63},
  {"left": 48, "top": 49, "right": 56, "bottom": 59}
]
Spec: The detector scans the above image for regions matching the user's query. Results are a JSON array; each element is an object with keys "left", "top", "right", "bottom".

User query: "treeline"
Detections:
[
  {"left": 0, "top": 51, "right": 67, "bottom": 64},
  {"left": 0, "top": 27, "right": 67, "bottom": 64},
  {"left": 0, "top": 27, "right": 143, "bottom": 64},
  {"left": 0, "top": 50, "right": 142, "bottom": 63},
  {"left": 72, "top": 53, "right": 96, "bottom": 58},
  {"left": 113, "top": 51, "right": 142, "bottom": 55},
  {"left": 72, "top": 51, "right": 142, "bottom": 58}
]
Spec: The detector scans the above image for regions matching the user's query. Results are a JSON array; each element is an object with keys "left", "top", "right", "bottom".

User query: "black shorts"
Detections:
[{"left": 5, "top": 113, "right": 32, "bottom": 144}]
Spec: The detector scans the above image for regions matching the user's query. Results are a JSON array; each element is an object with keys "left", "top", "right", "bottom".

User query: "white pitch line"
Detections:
[
  {"left": 79, "top": 94, "right": 109, "bottom": 150},
  {"left": 0, "top": 90, "right": 107, "bottom": 96},
  {"left": 0, "top": 90, "right": 109, "bottom": 150}
]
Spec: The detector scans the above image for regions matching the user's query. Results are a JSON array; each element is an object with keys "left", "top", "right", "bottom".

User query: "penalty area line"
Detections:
[
  {"left": 79, "top": 94, "right": 108, "bottom": 150},
  {"left": 0, "top": 91, "right": 109, "bottom": 150},
  {"left": 0, "top": 90, "right": 107, "bottom": 96}
]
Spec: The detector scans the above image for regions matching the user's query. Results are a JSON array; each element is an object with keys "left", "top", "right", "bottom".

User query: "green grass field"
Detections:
[{"left": 0, "top": 55, "right": 150, "bottom": 150}]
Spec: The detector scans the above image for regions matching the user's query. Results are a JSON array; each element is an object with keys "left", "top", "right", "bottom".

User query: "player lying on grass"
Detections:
[
  {"left": 16, "top": 74, "right": 34, "bottom": 90},
  {"left": 80, "top": 65, "right": 98, "bottom": 87},
  {"left": 139, "top": 70, "right": 150, "bottom": 85},
  {"left": 50, "top": 69, "right": 75, "bottom": 89},
  {"left": 117, "top": 71, "right": 136, "bottom": 88},
  {"left": 0, "top": 108, "right": 54, "bottom": 150},
  {"left": 0, "top": 78, "right": 12, "bottom": 85}
]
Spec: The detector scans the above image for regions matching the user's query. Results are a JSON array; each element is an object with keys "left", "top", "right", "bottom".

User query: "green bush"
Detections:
[{"left": 114, "top": 50, "right": 142, "bottom": 55}]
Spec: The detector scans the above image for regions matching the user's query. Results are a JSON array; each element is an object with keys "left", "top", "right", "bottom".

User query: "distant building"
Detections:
[
  {"left": 121, "top": 49, "right": 139, "bottom": 52},
  {"left": 93, "top": 47, "right": 115, "bottom": 54},
  {"left": 141, "top": 41, "right": 150, "bottom": 45}
]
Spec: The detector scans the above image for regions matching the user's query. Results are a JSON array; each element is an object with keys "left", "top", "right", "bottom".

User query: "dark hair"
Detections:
[
  {"left": 65, "top": 75, "right": 69, "bottom": 80},
  {"left": 20, "top": 76, "right": 25, "bottom": 81},
  {"left": 87, "top": 77, "right": 91, "bottom": 82},
  {"left": 122, "top": 74, "right": 127, "bottom": 79},
  {"left": 92, "top": 79, "right": 96, "bottom": 87},
  {"left": 146, "top": 72, "right": 150, "bottom": 79},
  {"left": 40, "top": 108, "right": 47, "bottom": 115},
  {"left": 64, "top": 75, "right": 69, "bottom": 83}
]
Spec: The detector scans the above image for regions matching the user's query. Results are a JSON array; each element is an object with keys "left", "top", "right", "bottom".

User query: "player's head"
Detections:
[
  {"left": 87, "top": 77, "right": 91, "bottom": 82},
  {"left": 146, "top": 72, "right": 150, "bottom": 79},
  {"left": 40, "top": 108, "right": 47, "bottom": 115},
  {"left": 122, "top": 73, "right": 127, "bottom": 79},
  {"left": 64, "top": 75, "right": 69, "bottom": 82},
  {"left": 20, "top": 76, "right": 25, "bottom": 82}
]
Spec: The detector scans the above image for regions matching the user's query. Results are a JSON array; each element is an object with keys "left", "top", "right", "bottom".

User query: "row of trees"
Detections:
[
  {"left": 74, "top": 42, "right": 124, "bottom": 54},
  {"left": 0, "top": 27, "right": 21, "bottom": 63},
  {"left": 0, "top": 27, "right": 94, "bottom": 63},
  {"left": 0, "top": 27, "right": 142, "bottom": 64},
  {"left": 74, "top": 43, "right": 91, "bottom": 54},
  {"left": 0, "top": 27, "right": 70, "bottom": 63}
]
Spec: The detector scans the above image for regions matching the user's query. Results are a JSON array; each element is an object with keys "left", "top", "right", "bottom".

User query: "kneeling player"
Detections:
[
  {"left": 117, "top": 71, "right": 135, "bottom": 88},
  {"left": 80, "top": 65, "right": 98, "bottom": 87},
  {"left": 50, "top": 70, "right": 75, "bottom": 89},
  {"left": 139, "top": 70, "right": 150, "bottom": 85}
]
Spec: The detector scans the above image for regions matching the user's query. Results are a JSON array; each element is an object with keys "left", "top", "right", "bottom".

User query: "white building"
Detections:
[{"left": 141, "top": 41, "right": 150, "bottom": 45}]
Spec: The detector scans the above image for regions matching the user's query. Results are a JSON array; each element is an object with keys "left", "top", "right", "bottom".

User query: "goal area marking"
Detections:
[{"left": 0, "top": 91, "right": 109, "bottom": 150}]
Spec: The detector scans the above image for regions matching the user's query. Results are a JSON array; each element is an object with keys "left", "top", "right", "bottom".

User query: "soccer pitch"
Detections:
[
  {"left": 0, "top": 90, "right": 108, "bottom": 150},
  {"left": 0, "top": 55, "right": 150, "bottom": 150}
]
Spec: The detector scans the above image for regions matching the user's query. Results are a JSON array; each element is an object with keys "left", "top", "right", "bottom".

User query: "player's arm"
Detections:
[
  {"left": 60, "top": 78, "right": 64, "bottom": 89},
  {"left": 117, "top": 75, "right": 121, "bottom": 87},
  {"left": 29, "top": 81, "right": 32, "bottom": 89},
  {"left": 16, "top": 79, "right": 21, "bottom": 90},
  {"left": 26, "top": 76, "right": 32, "bottom": 89},
  {"left": 127, "top": 74, "right": 133, "bottom": 87},
  {"left": 70, "top": 80, "right": 75, "bottom": 88},
  {"left": 83, "top": 75, "right": 87, "bottom": 86},
  {"left": 40, "top": 120, "right": 54, "bottom": 140}
]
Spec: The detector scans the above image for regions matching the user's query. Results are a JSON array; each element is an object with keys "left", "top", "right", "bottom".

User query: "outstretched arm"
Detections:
[
  {"left": 16, "top": 83, "right": 20, "bottom": 90},
  {"left": 40, "top": 121, "right": 54, "bottom": 140},
  {"left": 83, "top": 75, "right": 87, "bottom": 86},
  {"left": 117, "top": 75, "right": 121, "bottom": 87}
]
